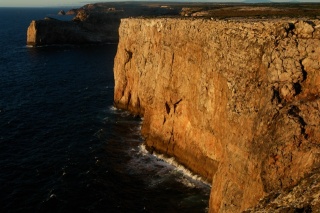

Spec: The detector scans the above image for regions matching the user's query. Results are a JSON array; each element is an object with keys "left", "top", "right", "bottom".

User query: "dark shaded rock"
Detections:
[
  {"left": 26, "top": 2, "right": 182, "bottom": 46},
  {"left": 27, "top": 11, "right": 121, "bottom": 46}
]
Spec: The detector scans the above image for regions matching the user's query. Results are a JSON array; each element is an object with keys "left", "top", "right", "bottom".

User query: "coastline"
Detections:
[{"left": 26, "top": 2, "right": 320, "bottom": 212}]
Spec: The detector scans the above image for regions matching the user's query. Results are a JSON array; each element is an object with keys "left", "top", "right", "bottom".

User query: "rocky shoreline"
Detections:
[{"left": 27, "top": 2, "right": 320, "bottom": 212}]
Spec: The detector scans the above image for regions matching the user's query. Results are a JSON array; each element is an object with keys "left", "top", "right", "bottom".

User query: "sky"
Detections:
[
  {"left": 0, "top": 0, "right": 97, "bottom": 7},
  {"left": 0, "top": 0, "right": 319, "bottom": 8}
]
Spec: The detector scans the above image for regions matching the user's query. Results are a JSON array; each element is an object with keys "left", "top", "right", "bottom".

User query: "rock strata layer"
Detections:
[{"left": 113, "top": 18, "right": 320, "bottom": 212}]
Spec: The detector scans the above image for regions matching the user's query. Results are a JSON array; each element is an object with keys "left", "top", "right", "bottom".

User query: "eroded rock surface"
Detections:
[
  {"left": 113, "top": 18, "right": 320, "bottom": 212},
  {"left": 244, "top": 170, "right": 320, "bottom": 212}
]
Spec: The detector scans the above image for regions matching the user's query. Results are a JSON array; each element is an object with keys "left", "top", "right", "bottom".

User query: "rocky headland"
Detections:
[
  {"left": 27, "top": 8, "right": 123, "bottom": 46},
  {"left": 27, "top": 2, "right": 320, "bottom": 212},
  {"left": 113, "top": 17, "right": 320, "bottom": 212},
  {"left": 26, "top": 2, "right": 180, "bottom": 46}
]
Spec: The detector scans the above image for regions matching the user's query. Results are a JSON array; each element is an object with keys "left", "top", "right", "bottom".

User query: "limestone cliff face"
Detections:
[{"left": 113, "top": 18, "right": 320, "bottom": 212}]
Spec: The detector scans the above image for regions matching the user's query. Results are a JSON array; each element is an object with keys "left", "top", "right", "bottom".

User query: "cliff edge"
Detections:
[
  {"left": 27, "top": 2, "right": 320, "bottom": 47},
  {"left": 113, "top": 18, "right": 320, "bottom": 212}
]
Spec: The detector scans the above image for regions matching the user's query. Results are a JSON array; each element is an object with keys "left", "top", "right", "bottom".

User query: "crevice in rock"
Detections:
[
  {"left": 137, "top": 96, "right": 140, "bottom": 109},
  {"left": 306, "top": 20, "right": 316, "bottom": 27},
  {"left": 288, "top": 105, "right": 308, "bottom": 140},
  {"left": 124, "top": 49, "right": 133, "bottom": 64},
  {"left": 127, "top": 92, "right": 131, "bottom": 109},
  {"left": 285, "top": 22, "right": 295, "bottom": 36},
  {"left": 165, "top": 102, "right": 170, "bottom": 114},
  {"left": 299, "top": 59, "right": 308, "bottom": 81},
  {"left": 271, "top": 86, "right": 282, "bottom": 104},
  {"left": 293, "top": 82, "right": 302, "bottom": 96},
  {"left": 173, "top": 99, "right": 182, "bottom": 113},
  {"left": 170, "top": 53, "right": 175, "bottom": 74}
]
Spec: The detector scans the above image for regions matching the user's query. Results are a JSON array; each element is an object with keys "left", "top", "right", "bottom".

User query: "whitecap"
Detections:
[
  {"left": 138, "top": 144, "right": 210, "bottom": 187},
  {"left": 49, "top": 194, "right": 56, "bottom": 199},
  {"left": 138, "top": 144, "right": 149, "bottom": 156},
  {"left": 108, "top": 105, "right": 118, "bottom": 111}
]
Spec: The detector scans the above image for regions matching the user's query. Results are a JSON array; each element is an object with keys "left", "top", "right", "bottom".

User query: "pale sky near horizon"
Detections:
[{"left": 0, "top": 0, "right": 319, "bottom": 8}]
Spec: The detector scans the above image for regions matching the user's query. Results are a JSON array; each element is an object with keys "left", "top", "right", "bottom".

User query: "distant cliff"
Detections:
[
  {"left": 26, "top": 2, "right": 180, "bottom": 46},
  {"left": 113, "top": 18, "right": 320, "bottom": 212},
  {"left": 27, "top": 11, "right": 121, "bottom": 46}
]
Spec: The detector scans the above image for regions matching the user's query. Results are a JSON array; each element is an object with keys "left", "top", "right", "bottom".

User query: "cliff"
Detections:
[
  {"left": 113, "top": 18, "right": 320, "bottom": 212},
  {"left": 26, "top": 2, "right": 320, "bottom": 47},
  {"left": 26, "top": 2, "right": 180, "bottom": 46},
  {"left": 27, "top": 11, "right": 121, "bottom": 46}
]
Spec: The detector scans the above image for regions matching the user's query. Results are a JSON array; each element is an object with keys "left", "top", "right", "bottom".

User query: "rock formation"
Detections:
[
  {"left": 27, "top": 10, "right": 122, "bottom": 46},
  {"left": 244, "top": 169, "right": 320, "bottom": 212},
  {"left": 25, "top": 1, "right": 320, "bottom": 212},
  {"left": 113, "top": 18, "right": 320, "bottom": 212},
  {"left": 26, "top": 2, "right": 180, "bottom": 46},
  {"left": 26, "top": 2, "right": 320, "bottom": 47}
]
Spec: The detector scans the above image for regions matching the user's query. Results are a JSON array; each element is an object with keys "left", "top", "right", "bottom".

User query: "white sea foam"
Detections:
[
  {"left": 138, "top": 144, "right": 211, "bottom": 187},
  {"left": 108, "top": 105, "right": 118, "bottom": 111},
  {"left": 156, "top": 153, "right": 209, "bottom": 185},
  {"left": 120, "top": 111, "right": 131, "bottom": 117},
  {"left": 108, "top": 105, "right": 132, "bottom": 117},
  {"left": 130, "top": 125, "right": 142, "bottom": 137},
  {"left": 49, "top": 194, "right": 56, "bottom": 198},
  {"left": 138, "top": 144, "right": 149, "bottom": 155}
]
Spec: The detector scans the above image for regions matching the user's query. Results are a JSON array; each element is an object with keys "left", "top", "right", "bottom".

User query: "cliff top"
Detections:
[
  {"left": 67, "top": 2, "right": 320, "bottom": 19},
  {"left": 27, "top": 1, "right": 320, "bottom": 46}
]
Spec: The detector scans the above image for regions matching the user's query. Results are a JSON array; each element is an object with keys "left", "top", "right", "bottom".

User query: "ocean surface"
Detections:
[{"left": 0, "top": 8, "right": 210, "bottom": 213}]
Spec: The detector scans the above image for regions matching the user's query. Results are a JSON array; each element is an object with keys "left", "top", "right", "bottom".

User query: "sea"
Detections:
[{"left": 0, "top": 7, "right": 210, "bottom": 213}]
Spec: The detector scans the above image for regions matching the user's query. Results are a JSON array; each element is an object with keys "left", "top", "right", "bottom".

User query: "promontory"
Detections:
[{"left": 27, "top": 2, "right": 320, "bottom": 212}]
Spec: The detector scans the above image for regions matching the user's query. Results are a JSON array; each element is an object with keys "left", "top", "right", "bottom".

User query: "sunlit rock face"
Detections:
[{"left": 113, "top": 18, "right": 320, "bottom": 212}]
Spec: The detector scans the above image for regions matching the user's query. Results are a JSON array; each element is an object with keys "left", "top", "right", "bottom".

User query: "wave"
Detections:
[
  {"left": 138, "top": 144, "right": 211, "bottom": 188},
  {"left": 106, "top": 106, "right": 210, "bottom": 188}
]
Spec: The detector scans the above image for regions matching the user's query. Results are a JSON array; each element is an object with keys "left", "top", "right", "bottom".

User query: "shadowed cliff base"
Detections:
[{"left": 26, "top": 2, "right": 320, "bottom": 46}]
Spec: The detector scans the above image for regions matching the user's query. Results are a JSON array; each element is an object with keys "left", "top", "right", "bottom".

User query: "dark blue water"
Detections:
[{"left": 0, "top": 8, "right": 210, "bottom": 213}]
